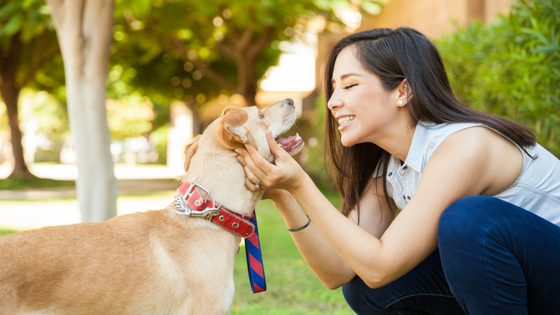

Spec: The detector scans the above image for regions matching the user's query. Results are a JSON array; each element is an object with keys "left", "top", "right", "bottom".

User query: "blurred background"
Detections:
[
  {"left": 0, "top": 0, "right": 558, "bottom": 313},
  {"left": 1, "top": 0, "right": 558, "bottom": 187}
]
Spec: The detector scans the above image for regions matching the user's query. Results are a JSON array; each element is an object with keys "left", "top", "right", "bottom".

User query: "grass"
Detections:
[
  {"left": 0, "top": 177, "right": 75, "bottom": 190},
  {"left": 231, "top": 194, "right": 353, "bottom": 314},
  {"left": 0, "top": 227, "right": 23, "bottom": 236},
  {"left": 0, "top": 192, "right": 353, "bottom": 314}
]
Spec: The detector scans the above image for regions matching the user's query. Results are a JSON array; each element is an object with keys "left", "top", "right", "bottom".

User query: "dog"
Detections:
[{"left": 0, "top": 98, "right": 304, "bottom": 315}]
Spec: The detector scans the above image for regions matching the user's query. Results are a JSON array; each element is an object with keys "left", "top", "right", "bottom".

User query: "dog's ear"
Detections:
[
  {"left": 184, "top": 135, "right": 201, "bottom": 172},
  {"left": 219, "top": 106, "right": 248, "bottom": 149}
]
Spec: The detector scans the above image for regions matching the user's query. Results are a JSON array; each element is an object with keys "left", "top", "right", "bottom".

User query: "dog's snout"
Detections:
[{"left": 285, "top": 98, "right": 294, "bottom": 107}]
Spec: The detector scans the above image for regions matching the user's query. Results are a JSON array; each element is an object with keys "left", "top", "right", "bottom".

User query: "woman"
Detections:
[{"left": 235, "top": 27, "right": 560, "bottom": 314}]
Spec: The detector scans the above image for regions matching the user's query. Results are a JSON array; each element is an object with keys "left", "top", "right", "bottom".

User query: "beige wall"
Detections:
[
  {"left": 360, "top": 0, "right": 514, "bottom": 39},
  {"left": 484, "top": 0, "right": 514, "bottom": 22}
]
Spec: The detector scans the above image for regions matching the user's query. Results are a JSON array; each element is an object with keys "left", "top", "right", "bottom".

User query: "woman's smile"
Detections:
[{"left": 338, "top": 115, "right": 356, "bottom": 130}]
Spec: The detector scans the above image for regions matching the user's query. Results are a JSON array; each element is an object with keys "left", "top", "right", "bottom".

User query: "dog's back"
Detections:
[{"left": 0, "top": 209, "right": 238, "bottom": 315}]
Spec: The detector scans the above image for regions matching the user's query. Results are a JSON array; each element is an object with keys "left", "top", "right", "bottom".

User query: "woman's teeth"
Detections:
[{"left": 338, "top": 116, "right": 356, "bottom": 125}]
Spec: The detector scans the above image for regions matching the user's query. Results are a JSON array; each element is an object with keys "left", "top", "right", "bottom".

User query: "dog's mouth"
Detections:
[{"left": 275, "top": 133, "right": 304, "bottom": 156}]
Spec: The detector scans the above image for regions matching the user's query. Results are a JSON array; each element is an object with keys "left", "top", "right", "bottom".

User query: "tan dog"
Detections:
[{"left": 0, "top": 99, "right": 303, "bottom": 315}]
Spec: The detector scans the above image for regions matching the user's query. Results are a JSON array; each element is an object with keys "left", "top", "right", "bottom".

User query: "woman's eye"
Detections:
[
  {"left": 343, "top": 83, "right": 358, "bottom": 90},
  {"left": 259, "top": 112, "right": 264, "bottom": 118}
]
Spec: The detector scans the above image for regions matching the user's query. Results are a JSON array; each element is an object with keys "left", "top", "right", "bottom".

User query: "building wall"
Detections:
[{"left": 360, "top": 0, "right": 514, "bottom": 39}]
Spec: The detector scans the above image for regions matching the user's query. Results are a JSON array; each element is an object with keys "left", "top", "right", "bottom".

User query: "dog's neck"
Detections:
[{"left": 178, "top": 126, "right": 263, "bottom": 217}]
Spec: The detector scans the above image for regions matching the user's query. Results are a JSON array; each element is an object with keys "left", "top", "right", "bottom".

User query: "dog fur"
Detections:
[{"left": 0, "top": 99, "right": 303, "bottom": 315}]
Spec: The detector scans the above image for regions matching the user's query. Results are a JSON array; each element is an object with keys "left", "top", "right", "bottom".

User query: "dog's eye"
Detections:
[{"left": 259, "top": 112, "right": 264, "bottom": 118}]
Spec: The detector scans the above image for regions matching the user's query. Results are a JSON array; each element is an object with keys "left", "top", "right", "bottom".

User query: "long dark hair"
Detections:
[{"left": 323, "top": 27, "right": 536, "bottom": 218}]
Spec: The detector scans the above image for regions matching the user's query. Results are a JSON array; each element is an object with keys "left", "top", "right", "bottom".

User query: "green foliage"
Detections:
[
  {"left": 109, "top": 0, "right": 343, "bottom": 118},
  {"left": 0, "top": 0, "right": 61, "bottom": 90},
  {"left": 436, "top": 0, "right": 560, "bottom": 155},
  {"left": 106, "top": 93, "right": 154, "bottom": 140},
  {"left": 0, "top": 0, "right": 53, "bottom": 39},
  {"left": 302, "top": 95, "right": 333, "bottom": 191},
  {"left": 20, "top": 89, "right": 69, "bottom": 139},
  {"left": 149, "top": 126, "right": 168, "bottom": 164}
]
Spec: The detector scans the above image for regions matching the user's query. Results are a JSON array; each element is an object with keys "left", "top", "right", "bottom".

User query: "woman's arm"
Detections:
[
  {"left": 267, "top": 176, "right": 394, "bottom": 289},
  {"left": 237, "top": 128, "right": 522, "bottom": 288}
]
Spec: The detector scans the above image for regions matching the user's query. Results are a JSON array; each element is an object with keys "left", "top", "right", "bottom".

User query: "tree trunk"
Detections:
[
  {"left": 1, "top": 84, "right": 34, "bottom": 178},
  {"left": 237, "top": 59, "right": 258, "bottom": 106},
  {"left": 234, "top": 26, "right": 274, "bottom": 107},
  {"left": 0, "top": 34, "right": 34, "bottom": 178},
  {"left": 46, "top": 0, "right": 117, "bottom": 222}
]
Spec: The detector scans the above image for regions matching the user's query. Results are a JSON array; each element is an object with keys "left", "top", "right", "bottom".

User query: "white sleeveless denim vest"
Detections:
[{"left": 381, "top": 122, "right": 560, "bottom": 226}]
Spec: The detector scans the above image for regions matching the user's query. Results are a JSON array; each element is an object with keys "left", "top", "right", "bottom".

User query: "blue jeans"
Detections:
[{"left": 342, "top": 196, "right": 560, "bottom": 315}]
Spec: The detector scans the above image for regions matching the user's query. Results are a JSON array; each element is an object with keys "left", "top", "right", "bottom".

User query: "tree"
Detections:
[
  {"left": 109, "top": 0, "right": 345, "bottom": 115},
  {"left": 0, "top": 0, "right": 60, "bottom": 178},
  {"left": 45, "top": 0, "right": 117, "bottom": 223}
]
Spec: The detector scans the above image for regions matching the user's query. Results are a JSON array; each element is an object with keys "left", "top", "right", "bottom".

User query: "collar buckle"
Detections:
[{"left": 175, "top": 183, "right": 221, "bottom": 220}]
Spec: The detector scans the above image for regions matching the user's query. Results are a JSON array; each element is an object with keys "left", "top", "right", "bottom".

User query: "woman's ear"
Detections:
[{"left": 396, "top": 79, "right": 413, "bottom": 107}]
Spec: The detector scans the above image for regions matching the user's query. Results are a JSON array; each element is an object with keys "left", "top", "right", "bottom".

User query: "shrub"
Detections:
[{"left": 436, "top": 0, "right": 560, "bottom": 155}]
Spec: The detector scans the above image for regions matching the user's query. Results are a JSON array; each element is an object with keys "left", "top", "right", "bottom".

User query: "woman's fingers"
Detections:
[
  {"left": 244, "top": 143, "right": 277, "bottom": 175},
  {"left": 236, "top": 154, "right": 247, "bottom": 167},
  {"left": 266, "top": 130, "right": 290, "bottom": 162},
  {"left": 235, "top": 131, "right": 304, "bottom": 191},
  {"left": 236, "top": 147, "right": 269, "bottom": 187},
  {"left": 244, "top": 177, "right": 263, "bottom": 192}
]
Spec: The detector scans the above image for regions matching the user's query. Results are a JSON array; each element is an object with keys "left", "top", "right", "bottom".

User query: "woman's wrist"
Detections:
[
  {"left": 288, "top": 173, "right": 315, "bottom": 200},
  {"left": 266, "top": 189, "right": 291, "bottom": 203},
  {"left": 285, "top": 171, "right": 312, "bottom": 195}
]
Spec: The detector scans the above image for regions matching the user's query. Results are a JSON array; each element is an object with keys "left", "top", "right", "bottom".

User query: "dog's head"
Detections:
[
  {"left": 183, "top": 98, "right": 304, "bottom": 172},
  {"left": 219, "top": 98, "right": 304, "bottom": 163}
]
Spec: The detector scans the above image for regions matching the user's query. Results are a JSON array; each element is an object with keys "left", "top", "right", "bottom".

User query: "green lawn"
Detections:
[
  {"left": 0, "top": 177, "right": 75, "bottom": 190},
  {"left": 0, "top": 227, "right": 22, "bottom": 236},
  {"left": 231, "top": 196, "right": 353, "bottom": 314},
  {"left": 0, "top": 193, "right": 353, "bottom": 314}
]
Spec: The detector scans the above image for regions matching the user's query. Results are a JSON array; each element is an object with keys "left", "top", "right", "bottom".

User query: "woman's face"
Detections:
[{"left": 328, "top": 46, "right": 400, "bottom": 147}]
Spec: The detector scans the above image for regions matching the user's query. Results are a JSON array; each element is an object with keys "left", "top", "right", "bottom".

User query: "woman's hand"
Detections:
[{"left": 235, "top": 130, "right": 308, "bottom": 194}]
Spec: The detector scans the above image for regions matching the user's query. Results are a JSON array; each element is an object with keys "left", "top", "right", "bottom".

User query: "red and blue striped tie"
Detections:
[{"left": 245, "top": 211, "right": 266, "bottom": 293}]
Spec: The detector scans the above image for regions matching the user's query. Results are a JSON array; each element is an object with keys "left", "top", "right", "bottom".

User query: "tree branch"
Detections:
[
  {"left": 170, "top": 38, "right": 237, "bottom": 91},
  {"left": 236, "top": 28, "right": 254, "bottom": 55},
  {"left": 18, "top": 46, "right": 60, "bottom": 89},
  {"left": 248, "top": 26, "right": 274, "bottom": 61},
  {"left": 216, "top": 42, "right": 235, "bottom": 59}
]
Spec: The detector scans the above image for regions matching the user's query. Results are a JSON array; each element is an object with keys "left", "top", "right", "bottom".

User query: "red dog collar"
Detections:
[{"left": 174, "top": 182, "right": 255, "bottom": 238}]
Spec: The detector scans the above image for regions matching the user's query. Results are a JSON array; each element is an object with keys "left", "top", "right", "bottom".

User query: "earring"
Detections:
[{"left": 398, "top": 100, "right": 404, "bottom": 105}]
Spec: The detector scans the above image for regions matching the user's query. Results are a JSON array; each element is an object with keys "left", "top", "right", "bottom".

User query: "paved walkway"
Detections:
[{"left": 0, "top": 164, "right": 184, "bottom": 230}]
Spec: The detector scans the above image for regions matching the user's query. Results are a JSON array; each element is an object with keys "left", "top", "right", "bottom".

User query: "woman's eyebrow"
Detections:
[{"left": 331, "top": 73, "right": 364, "bottom": 84}]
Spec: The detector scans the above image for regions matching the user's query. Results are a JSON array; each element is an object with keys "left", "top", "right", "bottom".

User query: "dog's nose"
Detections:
[{"left": 285, "top": 98, "right": 294, "bottom": 107}]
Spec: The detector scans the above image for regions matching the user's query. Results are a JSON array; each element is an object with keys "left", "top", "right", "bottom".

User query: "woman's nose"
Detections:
[{"left": 327, "top": 95, "right": 343, "bottom": 111}]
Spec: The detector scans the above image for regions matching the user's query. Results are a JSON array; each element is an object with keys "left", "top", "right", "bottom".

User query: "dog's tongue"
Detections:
[{"left": 275, "top": 133, "right": 304, "bottom": 156}]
